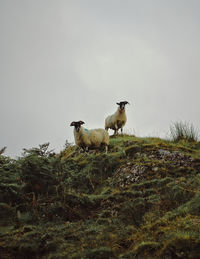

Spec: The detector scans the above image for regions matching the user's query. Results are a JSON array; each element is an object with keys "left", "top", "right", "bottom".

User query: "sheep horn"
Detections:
[
  {"left": 79, "top": 121, "right": 85, "bottom": 125},
  {"left": 70, "top": 122, "right": 75, "bottom": 126}
]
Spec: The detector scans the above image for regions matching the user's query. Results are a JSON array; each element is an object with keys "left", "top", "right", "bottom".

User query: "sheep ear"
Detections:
[
  {"left": 125, "top": 101, "right": 130, "bottom": 105},
  {"left": 70, "top": 122, "right": 75, "bottom": 126},
  {"left": 79, "top": 121, "right": 85, "bottom": 125},
  {"left": 116, "top": 102, "right": 120, "bottom": 105}
]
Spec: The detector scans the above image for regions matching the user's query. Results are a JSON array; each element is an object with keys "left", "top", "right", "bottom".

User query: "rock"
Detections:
[{"left": 158, "top": 149, "right": 171, "bottom": 156}]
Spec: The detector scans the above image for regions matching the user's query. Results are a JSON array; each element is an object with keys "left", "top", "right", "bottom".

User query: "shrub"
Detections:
[
  {"left": 19, "top": 143, "right": 60, "bottom": 196},
  {"left": 170, "top": 121, "right": 199, "bottom": 142}
]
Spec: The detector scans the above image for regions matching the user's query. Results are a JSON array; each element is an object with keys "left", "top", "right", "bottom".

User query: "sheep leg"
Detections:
[
  {"left": 78, "top": 147, "right": 84, "bottom": 153},
  {"left": 105, "top": 145, "right": 108, "bottom": 154},
  {"left": 80, "top": 146, "right": 88, "bottom": 153},
  {"left": 114, "top": 125, "right": 118, "bottom": 135},
  {"left": 113, "top": 130, "right": 117, "bottom": 135}
]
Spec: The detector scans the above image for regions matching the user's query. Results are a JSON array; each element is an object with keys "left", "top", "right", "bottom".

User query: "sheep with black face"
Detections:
[
  {"left": 70, "top": 121, "right": 109, "bottom": 153},
  {"left": 105, "top": 101, "right": 130, "bottom": 135}
]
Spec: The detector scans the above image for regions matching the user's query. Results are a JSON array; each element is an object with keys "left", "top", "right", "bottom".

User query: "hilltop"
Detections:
[{"left": 1, "top": 135, "right": 200, "bottom": 258}]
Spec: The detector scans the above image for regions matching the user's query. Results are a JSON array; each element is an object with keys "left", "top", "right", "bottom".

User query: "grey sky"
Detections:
[{"left": 0, "top": 0, "right": 200, "bottom": 157}]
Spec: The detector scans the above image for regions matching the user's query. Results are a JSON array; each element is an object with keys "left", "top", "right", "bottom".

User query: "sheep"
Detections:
[
  {"left": 105, "top": 101, "right": 130, "bottom": 135},
  {"left": 70, "top": 121, "right": 109, "bottom": 153}
]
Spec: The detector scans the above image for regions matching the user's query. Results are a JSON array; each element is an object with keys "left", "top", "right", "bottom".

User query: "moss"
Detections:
[
  {"left": 134, "top": 241, "right": 160, "bottom": 257},
  {"left": 84, "top": 247, "right": 114, "bottom": 259},
  {"left": 160, "top": 232, "right": 200, "bottom": 258}
]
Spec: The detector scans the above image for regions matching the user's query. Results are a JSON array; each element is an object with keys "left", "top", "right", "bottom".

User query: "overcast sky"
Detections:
[{"left": 0, "top": 0, "right": 200, "bottom": 157}]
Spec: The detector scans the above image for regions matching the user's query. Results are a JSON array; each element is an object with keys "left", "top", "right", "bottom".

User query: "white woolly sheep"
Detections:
[
  {"left": 70, "top": 121, "right": 109, "bottom": 153},
  {"left": 105, "top": 101, "right": 129, "bottom": 135}
]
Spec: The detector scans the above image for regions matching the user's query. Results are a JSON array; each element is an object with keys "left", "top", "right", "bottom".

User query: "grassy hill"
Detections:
[{"left": 1, "top": 135, "right": 200, "bottom": 258}]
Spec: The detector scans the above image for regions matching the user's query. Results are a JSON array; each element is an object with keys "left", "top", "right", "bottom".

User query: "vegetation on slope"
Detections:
[{"left": 1, "top": 134, "right": 200, "bottom": 258}]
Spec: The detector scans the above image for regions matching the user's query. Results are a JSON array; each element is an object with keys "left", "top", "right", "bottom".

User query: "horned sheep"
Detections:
[
  {"left": 105, "top": 101, "right": 129, "bottom": 135},
  {"left": 70, "top": 121, "right": 109, "bottom": 153}
]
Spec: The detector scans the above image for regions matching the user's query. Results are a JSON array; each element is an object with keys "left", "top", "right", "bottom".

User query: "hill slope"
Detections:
[{"left": 1, "top": 135, "right": 200, "bottom": 258}]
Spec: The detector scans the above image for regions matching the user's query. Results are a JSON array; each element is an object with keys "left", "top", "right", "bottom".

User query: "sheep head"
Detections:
[
  {"left": 70, "top": 121, "right": 85, "bottom": 132},
  {"left": 116, "top": 101, "right": 130, "bottom": 110}
]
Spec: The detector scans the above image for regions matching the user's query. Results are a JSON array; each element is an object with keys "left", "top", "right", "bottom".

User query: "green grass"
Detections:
[{"left": 0, "top": 135, "right": 200, "bottom": 258}]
